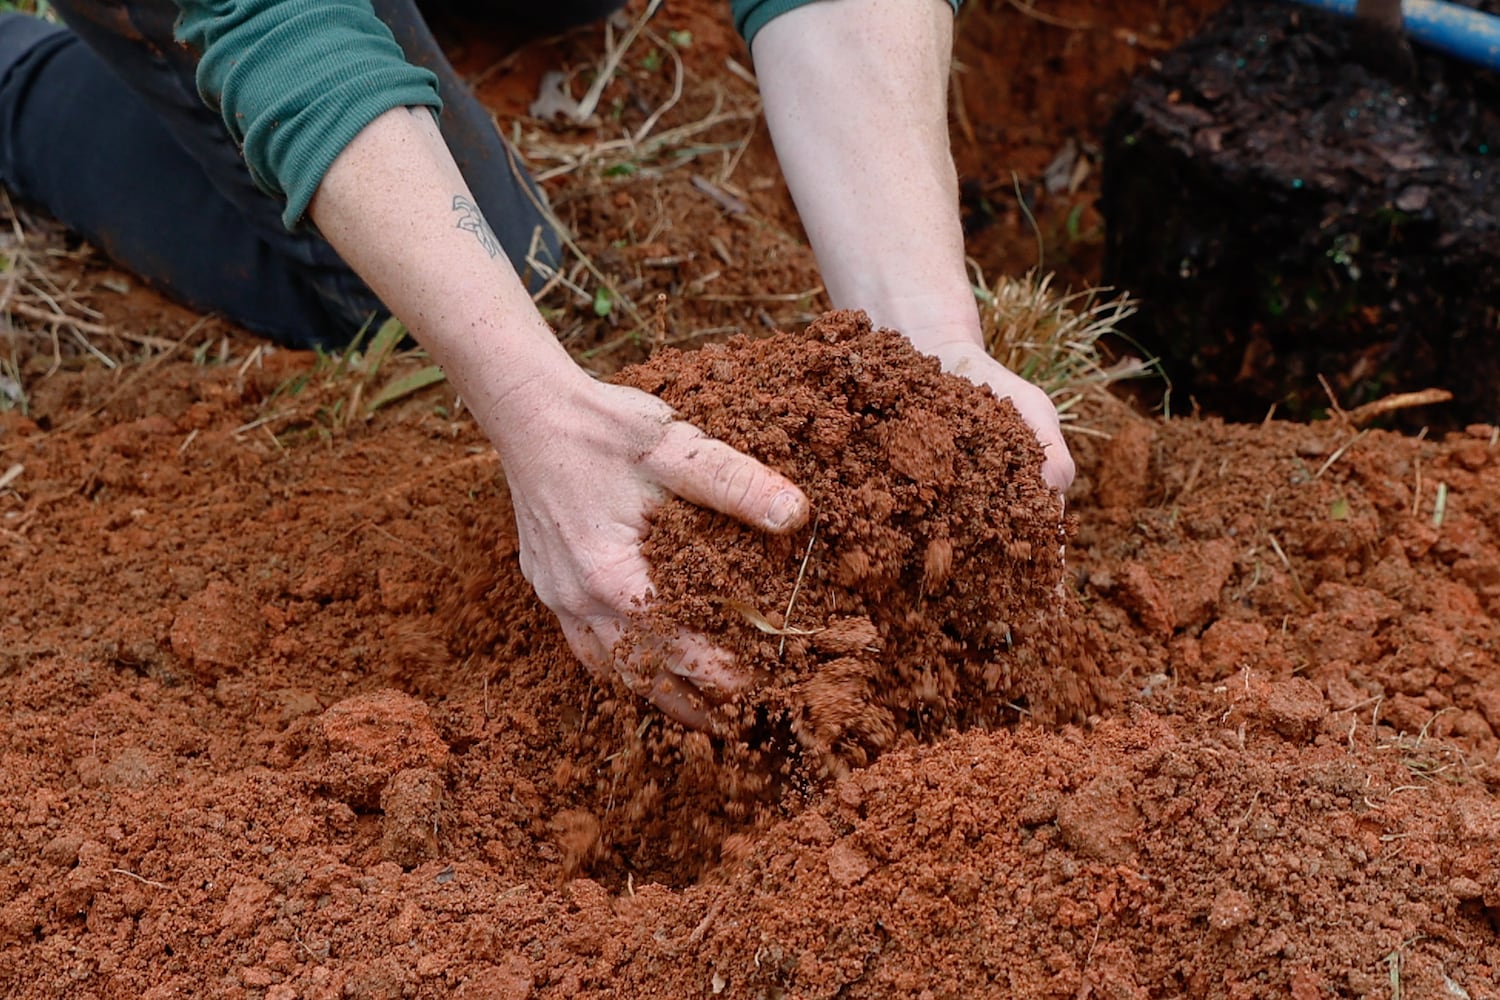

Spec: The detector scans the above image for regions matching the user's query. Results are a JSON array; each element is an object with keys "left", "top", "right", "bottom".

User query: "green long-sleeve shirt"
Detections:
[{"left": 173, "top": 0, "right": 958, "bottom": 230}]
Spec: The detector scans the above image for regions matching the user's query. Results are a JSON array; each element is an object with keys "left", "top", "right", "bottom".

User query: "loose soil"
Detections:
[{"left": 5, "top": 1, "right": 1500, "bottom": 998}]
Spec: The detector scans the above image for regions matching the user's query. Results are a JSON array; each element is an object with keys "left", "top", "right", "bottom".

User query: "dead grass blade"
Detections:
[
  {"left": 977, "top": 269, "right": 1150, "bottom": 432},
  {"left": 715, "top": 598, "right": 822, "bottom": 638},
  {"left": 1346, "top": 388, "right": 1453, "bottom": 426},
  {"left": 571, "top": 0, "right": 664, "bottom": 124}
]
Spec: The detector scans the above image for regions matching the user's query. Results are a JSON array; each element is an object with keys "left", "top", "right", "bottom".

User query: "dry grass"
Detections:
[
  {"left": 977, "top": 269, "right": 1151, "bottom": 435},
  {"left": 0, "top": 194, "right": 246, "bottom": 423},
  {"left": 2, "top": 198, "right": 127, "bottom": 414},
  {"left": 501, "top": 2, "right": 816, "bottom": 370}
]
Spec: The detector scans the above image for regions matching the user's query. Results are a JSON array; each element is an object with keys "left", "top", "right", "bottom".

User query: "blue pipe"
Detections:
[{"left": 1288, "top": 0, "right": 1500, "bottom": 70}]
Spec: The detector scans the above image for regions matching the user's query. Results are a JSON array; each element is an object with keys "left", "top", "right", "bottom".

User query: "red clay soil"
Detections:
[
  {"left": 3, "top": 312, "right": 1500, "bottom": 998},
  {"left": 621, "top": 313, "right": 1093, "bottom": 744},
  {"left": 7, "top": 0, "right": 1500, "bottom": 997}
]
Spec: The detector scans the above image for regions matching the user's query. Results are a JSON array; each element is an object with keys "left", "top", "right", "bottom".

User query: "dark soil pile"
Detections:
[
  {"left": 1103, "top": 0, "right": 1500, "bottom": 425},
  {"left": 616, "top": 311, "right": 1102, "bottom": 774}
]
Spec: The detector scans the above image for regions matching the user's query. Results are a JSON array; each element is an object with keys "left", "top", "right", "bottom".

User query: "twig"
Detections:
[
  {"left": 1313, "top": 429, "right": 1367, "bottom": 479},
  {"left": 723, "top": 57, "right": 757, "bottom": 89},
  {"left": 572, "top": 0, "right": 665, "bottom": 123},
  {"left": 1266, "top": 532, "right": 1310, "bottom": 604},
  {"left": 9, "top": 300, "right": 115, "bottom": 338},
  {"left": 504, "top": 148, "right": 647, "bottom": 331},
  {"left": 1345, "top": 388, "right": 1452, "bottom": 426},
  {"left": 634, "top": 25, "right": 685, "bottom": 144},
  {"left": 695, "top": 287, "right": 823, "bottom": 304},
  {"left": 111, "top": 868, "right": 170, "bottom": 889},
  {"left": 690, "top": 175, "right": 748, "bottom": 215},
  {"left": 1412, "top": 453, "right": 1423, "bottom": 517},
  {"left": 687, "top": 896, "right": 727, "bottom": 945},
  {"left": 525, "top": 101, "right": 752, "bottom": 182},
  {"left": 779, "top": 517, "right": 820, "bottom": 658}
]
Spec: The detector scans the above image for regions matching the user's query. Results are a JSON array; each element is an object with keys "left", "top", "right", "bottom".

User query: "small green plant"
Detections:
[
  {"left": 266, "top": 316, "right": 446, "bottom": 436},
  {"left": 592, "top": 287, "right": 615, "bottom": 318}
]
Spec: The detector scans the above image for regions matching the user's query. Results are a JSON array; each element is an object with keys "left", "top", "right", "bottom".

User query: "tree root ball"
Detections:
[{"left": 614, "top": 310, "right": 1104, "bottom": 775}]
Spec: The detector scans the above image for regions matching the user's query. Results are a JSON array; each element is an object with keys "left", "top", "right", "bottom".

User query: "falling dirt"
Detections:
[{"left": 5, "top": 0, "right": 1500, "bottom": 997}]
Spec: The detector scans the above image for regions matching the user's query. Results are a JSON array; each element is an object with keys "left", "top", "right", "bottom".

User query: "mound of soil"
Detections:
[
  {"left": 429, "top": 312, "right": 1105, "bottom": 879},
  {"left": 615, "top": 311, "right": 1101, "bottom": 773},
  {"left": 4, "top": 349, "right": 1499, "bottom": 995},
  {"left": 5, "top": 0, "right": 1500, "bottom": 994}
]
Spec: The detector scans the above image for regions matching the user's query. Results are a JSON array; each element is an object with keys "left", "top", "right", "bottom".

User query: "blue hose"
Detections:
[{"left": 1288, "top": 0, "right": 1500, "bottom": 69}]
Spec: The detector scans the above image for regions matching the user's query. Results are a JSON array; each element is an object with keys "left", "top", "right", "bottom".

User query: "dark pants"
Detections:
[{"left": 0, "top": 0, "right": 618, "bottom": 349}]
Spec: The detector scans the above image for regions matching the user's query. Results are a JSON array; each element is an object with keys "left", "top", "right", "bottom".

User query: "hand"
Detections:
[
  {"left": 302, "top": 110, "right": 811, "bottom": 725},
  {"left": 750, "top": 0, "right": 1073, "bottom": 499},
  {"left": 488, "top": 378, "right": 809, "bottom": 728},
  {"left": 925, "top": 339, "right": 1076, "bottom": 496}
]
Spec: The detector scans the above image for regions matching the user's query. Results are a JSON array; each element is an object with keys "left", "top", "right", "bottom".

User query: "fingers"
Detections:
[
  {"left": 934, "top": 344, "right": 1076, "bottom": 496},
  {"left": 645, "top": 422, "right": 809, "bottom": 534},
  {"left": 1031, "top": 424, "right": 1077, "bottom": 497},
  {"left": 642, "top": 673, "right": 711, "bottom": 729},
  {"left": 989, "top": 387, "right": 1072, "bottom": 494},
  {"left": 651, "top": 628, "right": 753, "bottom": 698},
  {"left": 556, "top": 608, "right": 749, "bottom": 730}
]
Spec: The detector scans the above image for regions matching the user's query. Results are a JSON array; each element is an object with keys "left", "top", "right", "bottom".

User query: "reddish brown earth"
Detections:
[{"left": 6, "top": 0, "right": 1500, "bottom": 998}]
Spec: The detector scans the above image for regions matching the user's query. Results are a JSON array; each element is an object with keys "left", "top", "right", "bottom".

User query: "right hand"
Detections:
[
  {"left": 485, "top": 377, "right": 809, "bottom": 728},
  {"left": 923, "top": 338, "right": 1075, "bottom": 497}
]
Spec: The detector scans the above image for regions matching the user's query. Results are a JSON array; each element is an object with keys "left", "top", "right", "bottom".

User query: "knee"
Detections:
[{"left": 0, "top": 13, "right": 70, "bottom": 83}]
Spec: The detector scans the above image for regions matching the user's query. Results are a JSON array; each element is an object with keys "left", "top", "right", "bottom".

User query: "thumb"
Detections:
[{"left": 647, "top": 422, "right": 809, "bottom": 533}]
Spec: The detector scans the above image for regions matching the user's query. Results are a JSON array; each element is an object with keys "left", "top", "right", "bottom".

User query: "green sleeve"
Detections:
[
  {"left": 174, "top": 0, "right": 442, "bottom": 229},
  {"left": 732, "top": 0, "right": 962, "bottom": 47}
]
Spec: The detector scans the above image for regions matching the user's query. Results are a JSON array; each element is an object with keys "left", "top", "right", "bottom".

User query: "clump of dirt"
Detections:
[
  {"left": 615, "top": 311, "right": 1105, "bottom": 777},
  {"left": 434, "top": 311, "right": 1109, "bottom": 881}
]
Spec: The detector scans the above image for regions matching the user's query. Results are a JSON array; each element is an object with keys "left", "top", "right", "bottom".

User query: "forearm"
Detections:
[
  {"left": 752, "top": 0, "right": 978, "bottom": 353},
  {"left": 308, "top": 106, "right": 586, "bottom": 444}
]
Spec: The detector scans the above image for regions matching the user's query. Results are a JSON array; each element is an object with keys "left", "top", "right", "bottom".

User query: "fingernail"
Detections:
[{"left": 765, "top": 489, "right": 804, "bottom": 531}]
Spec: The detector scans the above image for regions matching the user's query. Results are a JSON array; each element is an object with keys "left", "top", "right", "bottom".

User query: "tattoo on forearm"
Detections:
[{"left": 452, "top": 195, "right": 502, "bottom": 259}]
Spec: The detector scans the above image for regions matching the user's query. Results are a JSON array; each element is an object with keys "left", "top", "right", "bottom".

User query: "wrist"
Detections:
[
  {"left": 854, "top": 288, "right": 984, "bottom": 359},
  {"left": 467, "top": 343, "right": 596, "bottom": 455}
]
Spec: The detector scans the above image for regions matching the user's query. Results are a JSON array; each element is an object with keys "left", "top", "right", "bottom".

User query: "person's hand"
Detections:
[
  {"left": 925, "top": 339, "right": 1076, "bottom": 496},
  {"left": 487, "top": 377, "right": 809, "bottom": 728},
  {"left": 303, "top": 109, "right": 809, "bottom": 726},
  {"left": 749, "top": 0, "right": 1072, "bottom": 500}
]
